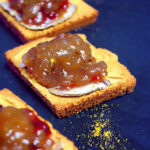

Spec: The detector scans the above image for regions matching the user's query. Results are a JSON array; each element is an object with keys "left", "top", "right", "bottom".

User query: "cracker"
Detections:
[
  {"left": 0, "top": 0, "right": 98, "bottom": 43},
  {"left": 0, "top": 88, "right": 78, "bottom": 150},
  {"left": 5, "top": 34, "right": 136, "bottom": 118}
]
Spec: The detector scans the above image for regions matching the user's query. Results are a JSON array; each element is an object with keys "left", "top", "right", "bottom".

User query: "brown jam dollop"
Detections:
[
  {"left": 0, "top": 106, "right": 56, "bottom": 150},
  {"left": 22, "top": 34, "right": 108, "bottom": 90},
  {"left": 9, "top": 0, "right": 69, "bottom": 25}
]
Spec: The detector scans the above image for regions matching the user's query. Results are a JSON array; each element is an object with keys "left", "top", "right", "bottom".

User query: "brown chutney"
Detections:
[{"left": 22, "top": 34, "right": 108, "bottom": 90}]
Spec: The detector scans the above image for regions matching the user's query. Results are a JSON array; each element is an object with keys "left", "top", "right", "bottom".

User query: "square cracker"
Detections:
[
  {"left": 0, "top": 0, "right": 98, "bottom": 43},
  {"left": 0, "top": 88, "right": 78, "bottom": 149},
  {"left": 5, "top": 34, "right": 136, "bottom": 118}
]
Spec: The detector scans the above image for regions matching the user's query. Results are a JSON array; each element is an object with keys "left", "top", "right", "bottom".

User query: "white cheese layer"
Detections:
[{"left": 49, "top": 80, "right": 110, "bottom": 97}]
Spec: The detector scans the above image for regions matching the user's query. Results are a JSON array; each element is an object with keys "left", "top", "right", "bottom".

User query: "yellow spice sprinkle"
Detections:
[
  {"left": 50, "top": 58, "right": 55, "bottom": 66},
  {"left": 103, "top": 131, "right": 112, "bottom": 139},
  {"left": 64, "top": 103, "right": 133, "bottom": 150}
]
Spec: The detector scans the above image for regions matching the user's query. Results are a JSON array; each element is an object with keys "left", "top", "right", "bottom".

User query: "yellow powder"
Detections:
[
  {"left": 87, "top": 104, "right": 132, "bottom": 150},
  {"left": 93, "top": 122, "right": 108, "bottom": 137},
  {"left": 63, "top": 103, "right": 133, "bottom": 150},
  {"left": 104, "top": 131, "right": 112, "bottom": 139},
  {"left": 100, "top": 112, "right": 104, "bottom": 118},
  {"left": 102, "top": 104, "right": 108, "bottom": 108}
]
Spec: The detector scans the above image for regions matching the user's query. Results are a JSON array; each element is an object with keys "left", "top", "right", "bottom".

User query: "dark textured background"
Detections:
[{"left": 0, "top": 0, "right": 150, "bottom": 149}]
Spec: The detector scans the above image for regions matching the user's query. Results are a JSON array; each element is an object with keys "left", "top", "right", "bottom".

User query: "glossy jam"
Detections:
[
  {"left": 9, "top": 0, "right": 69, "bottom": 25},
  {"left": 23, "top": 34, "right": 108, "bottom": 90},
  {"left": 0, "top": 106, "right": 53, "bottom": 150}
]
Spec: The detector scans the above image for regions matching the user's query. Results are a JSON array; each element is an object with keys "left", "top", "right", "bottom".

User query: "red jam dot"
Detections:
[
  {"left": 33, "top": 118, "right": 51, "bottom": 136},
  {"left": 92, "top": 75, "right": 101, "bottom": 82}
]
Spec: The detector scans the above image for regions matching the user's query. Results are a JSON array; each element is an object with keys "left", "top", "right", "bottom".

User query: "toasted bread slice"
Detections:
[
  {"left": 5, "top": 34, "right": 136, "bottom": 118},
  {"left": 0, "top": 88, "right": 78, "bottom": 150},
  {"left": 0, "top": 0, "right": 98, "bottom": 43}
]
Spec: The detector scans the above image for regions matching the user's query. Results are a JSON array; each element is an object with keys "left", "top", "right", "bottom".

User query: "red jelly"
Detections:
[
  {"left": 9, "top": 0, "right": 69, "bottom": 25},
  {"left": 23, "top": 34, "right": 108, "bottom": 90},
  {"left": 0, "top": 106, "right": 56, "bottom": 150}
]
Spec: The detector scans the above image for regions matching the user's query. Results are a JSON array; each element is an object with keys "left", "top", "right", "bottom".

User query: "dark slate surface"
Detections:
[{"left": 0, "top": 0, "right": 150, "bottom": 149}]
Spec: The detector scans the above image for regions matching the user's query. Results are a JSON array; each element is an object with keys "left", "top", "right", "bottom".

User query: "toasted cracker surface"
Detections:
[
  {"left": 0, "top": 0, "right": 98, "bottom": 43},
  {"left": 0, "top": 88, "right": 78, "bottom": 150},
  {"left": 5, "top": 34, "right": 136, "bottom": 118}
]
